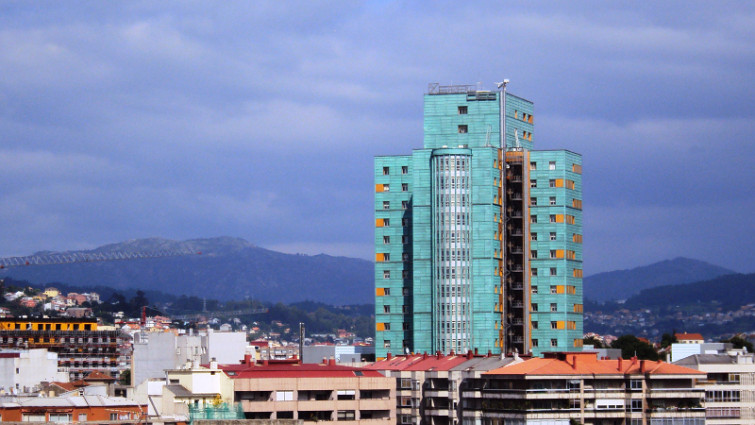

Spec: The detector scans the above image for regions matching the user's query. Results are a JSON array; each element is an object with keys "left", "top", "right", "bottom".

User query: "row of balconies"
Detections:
[{"left": 240, "top": 399, "right": 393, "bottom": 413}]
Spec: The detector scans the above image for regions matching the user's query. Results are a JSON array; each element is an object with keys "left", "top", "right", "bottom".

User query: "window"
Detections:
[
  {"left": 530, "top": 179, "right": 537, "bottom": 188},
  {"left": 383, "top": 218, "right": 390, "bottom": 226},
  {"left": 531, "top": 215, "right": 537, "bottom": 224},
  {"left": 550, "top": 250, "right": 557, "bottom": 258},
  {"left": 532, "top": 286, "right": 538, "bottom": 294},
  {"left": 550, "top": 303, "right": 558, "bottom": 312},
  {"left": 550, "top": 286, "right": 557, "bottom": 294},
  {"left": 276, "top": 391, "right": 294, "bottom": 401},
  {"left": 402, "top": 305, "right": 409, "bottom": 313},
  {"left": 630, "top": 379, "right": 642, "bottom": 390},
  {"left": 570, "top": 399, "right": 581, "bottom": 409},
  {"left": 551, "top": 338, "right": 558, "bottom": 347},
  {"left": 402, "top": 183, "right": 408, "bottom": 191},
  {"left": 384, "top": 340, "right": 391, "bottom": 348},
  {"left": 530, "top": 162, "right": 537, "bottom": 170},
  {"left": 532, "top": 339, "right": 539, "bottom": 347},
  {"left": 631, "top": 400, "right": 642, "bottom": 412},
  {"left": 383, "top": 167, "right": 389, "bottom": 175},
  {"left": 549, "top": 196, "right": 556, "bottom": 205},
  {"left": 384, "top": 253, "right": 391, "bottom": 261},
  {"left": 402, "top": 270, "right": 409, "bottom": 279},
  {"left": 550, "top": 267, "right": 557, "bottom": 276},
  {"left": 78, "top": 414, "right": 87, "bottom": 422},
  {"left": 550, "top": 232, "right": 556, "bottom": 241},
  {"left": 458, "top": 125, "right": 468, "bottom": 133},
  {"left": 551, "top": 321, "right": 558, "bottom": 329},
  {"left": 402, "top": 253, "right": 409, "bottom": 261},
  {"left": 549, "top": 214, "right": 556, "bottom": 223},
  {"left": 402, "top": 166, "right": 408, "bottom": 174},
  {"left": 384, "top": 322, "right": 391, "bottom": 330},
  {"left": 530, "top": 198, "right": 537, "bottom": 206},
  {"left": 458, "top": 106, "right": 468, "bottom": 114},
  {"left": 402, "top": 235, "right": 410, "bottom": 244},
  {"left": 383, "top": 201, "right": 390, "bottom": 210},
  {"left": 110, "top": 414, "right": 119, "bottom": 421},
  {"left": 530, "top": 250, "right": 537, "bottom": 259},
  {"left": 549, "top": 179, "right": 556, "bottom": 188},
  {"left": 403, "top": 322, "right": 410, "bottom": 330},
  {"left": 403, "top": 288, "right": 410, "bottom": 296},
  {"left": 549, "top": 161, "right": 556, "bottom": 170},
  {"left": 383, "top": 270, "right": 390, "bottom": 279},
  {"left": 49, "top": 414, "right": 72, "bottom": 423},
  {"left": 532, "top": 321, "right": 538, "bottom": 329},
  {"left": 402, "top": 218, "right": 409, "bottom": 226},
  {"left": 383, "top": 236, "right": 390, "bottom": 244},
  {"left": 384, "top": 305, "right": 391, "bottom": 313},
  {"left": 530, "top": 233, "right": 537, "bottom": 241},
  {"left": 531, "top": 303, "right": 538, "bottom": 312},
  {"left": 383, "top": 184, "right": 390, "bottom": 192},
  {"left": 402, "top": 201, "right": 409, "bottom": 210},
  {"left": 338, "top": 411, "right": 356, "bottom": 420},
  {"left": 532, "top": 269, "right": 538, "bottom": 276}
]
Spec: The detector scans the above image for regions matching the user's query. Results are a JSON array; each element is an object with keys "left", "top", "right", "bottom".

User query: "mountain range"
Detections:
[
  {"left": 0, "top": 237, "right": 741, "bottom": 306},
  {"left": 0, "top": 237, "right": 373, "bottom": 305},
  {"left": 583, "top": 257, "right": 735, "bottom": 302}
]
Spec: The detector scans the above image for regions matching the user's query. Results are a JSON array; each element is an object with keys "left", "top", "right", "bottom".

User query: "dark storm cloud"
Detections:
[{"left": 0, "top": 2, "right": 752, "bottom": 274}]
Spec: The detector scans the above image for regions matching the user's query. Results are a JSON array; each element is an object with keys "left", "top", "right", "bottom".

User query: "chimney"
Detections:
[
  {"left": 466, "top": 350, "right": 473, "bottom": 360},
  {"left": 618, "top": 357, "right": 623, "bottom": 371},
  {"left": 513, "top": 350, "right": 520, "bottom": 361},
  {"left": 210, "top": 357, "right": 218, "bottom": 370},
  {"left": 449, "top": 350, "right": 455, "bottom": 356},
  {"left": 244, "top": 354, "right": 252, "bottom": 365},
  {"left": 423, "top": 352, "right": 428, "bottom": 360},
  {"left": 387, "top": 352, "right": 392, "bottom": 360},
  {"left": 322, "top": 357, "right": 328, "bottom": 365},
  {"left": 572, "top": 355, "right": 577, "bottom": 370},
  {"left": 640, "top": 360, "right": 646, "bottom": 373},
  {"left": 328, "top": 356, "right": 336, "bottom": 366},
  {"left": 474, "top": 348, "right": 479, "bottom": 355},
  {"left": 487, "top": 350, "right": 492, "bottom": 357}
]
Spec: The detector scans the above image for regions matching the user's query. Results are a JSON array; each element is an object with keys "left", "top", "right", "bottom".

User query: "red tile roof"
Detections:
[
  {"left": 84, "top": 371, "right": 116, "bottom": 381},
  {"left": 675, "top": 333, "right": 704, "bottom": 341},
  {"left": 364, "top": 352, "right": 474, "bottom": 371},
  {"left": 220, "top": 361, "right": 384, "bottom": 379},
  {"left": 484, "top": 352, "right": 705, "bottom": 376}
]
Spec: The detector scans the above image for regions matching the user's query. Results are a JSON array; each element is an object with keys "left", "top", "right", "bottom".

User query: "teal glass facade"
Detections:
[{"left": 375, "top": 85, "right": 582, "bottom": 358}]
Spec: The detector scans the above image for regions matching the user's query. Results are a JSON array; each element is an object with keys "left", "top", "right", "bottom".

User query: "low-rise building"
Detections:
[
  {"left": 365, "top": 351, "right": 524, "bottom": 425},
  {"left": 0, "top": 349, "right": 68, "bottom": 394},
  {"left": 0, "top": 394, "right": 145, "bottom": 423},
  {"left": 676, "top": 353, "right": 755, "bottom": 424},
  {"left": 474, "top": 352, "right": 706, "bottom": 425},
  {"left": 224, "top": 357, "right": 394, "bottom": 424}
]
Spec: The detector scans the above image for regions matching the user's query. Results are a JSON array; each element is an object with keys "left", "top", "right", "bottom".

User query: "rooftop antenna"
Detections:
[{"left": 496, "top": 79, "right": 510, "bottom": 150}]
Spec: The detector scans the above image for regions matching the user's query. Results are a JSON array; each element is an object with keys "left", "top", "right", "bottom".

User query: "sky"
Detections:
[{"left": 0, "top": 1, "right": 753, "bottom": 275}]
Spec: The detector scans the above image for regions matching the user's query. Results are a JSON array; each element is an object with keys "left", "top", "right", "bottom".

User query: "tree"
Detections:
[
  {"left": 660, "top": 332, "right": 678, "bottom": 349},
  {"left": 119, "top": 369, "right": 131, "bottom": 386},
  {"left": 723, "top": 335, "right": 754, "bottom": 353},
  {"left": 583, "top": 335, "right": 604, "bottom": 348},
  {"left": 610, "top": 335, "right": 659, "bottom": 360}
]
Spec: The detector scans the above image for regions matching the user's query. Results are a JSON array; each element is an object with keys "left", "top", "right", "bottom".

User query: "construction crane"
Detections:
[{"left": 0, "top": 248, "right": 201, "bottom": 269}]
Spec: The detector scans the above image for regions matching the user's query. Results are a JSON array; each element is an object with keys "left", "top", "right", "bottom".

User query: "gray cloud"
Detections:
[{"left": 0, "top": 2, "right": 752, "bottom": 274}]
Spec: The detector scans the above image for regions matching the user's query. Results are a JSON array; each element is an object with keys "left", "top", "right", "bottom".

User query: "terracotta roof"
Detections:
[
  {"left": 220, "top": 362, "right": 384, "bottom": 379},
  {"left": 364, "top": 352, "right": 474, "bottom": 371},
  {"left": 84, "top": 370, "right": 116, "bottom": 381},
  {"left": 484, "top": 352, "right": 705, "bottom": 376},
  {"left": 675, "top": 333, "right": 704, "bottom": 341}
]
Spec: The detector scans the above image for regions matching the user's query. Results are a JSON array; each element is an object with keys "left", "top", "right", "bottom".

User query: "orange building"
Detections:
[{"left": 0, "top": 394, "right": 145, "bottom": 423}]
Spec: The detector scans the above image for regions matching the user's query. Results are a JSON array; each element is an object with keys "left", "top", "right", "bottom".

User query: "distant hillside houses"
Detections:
[{"left": 2, "top": 286, "right": 100, "bottom": 315}]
